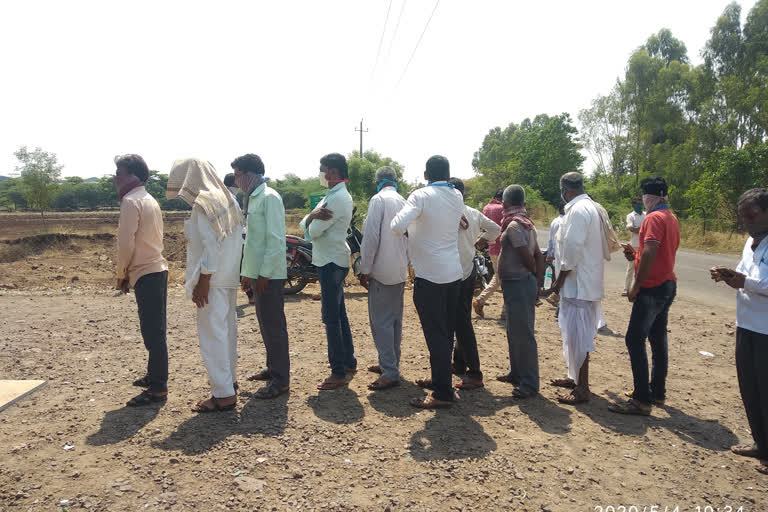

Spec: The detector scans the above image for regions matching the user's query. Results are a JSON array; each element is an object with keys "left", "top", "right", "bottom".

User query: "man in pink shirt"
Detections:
[
  {"left": 473, "top": 189, "right": 504, "bottom": 318},
  {"left": 114, "top": 154, "right": 170, "bottom": 407}
]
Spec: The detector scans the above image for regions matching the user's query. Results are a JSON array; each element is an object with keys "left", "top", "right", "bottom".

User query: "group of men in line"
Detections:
[{"left": 112, "top": 152, "right": 768, "bottom": 474}]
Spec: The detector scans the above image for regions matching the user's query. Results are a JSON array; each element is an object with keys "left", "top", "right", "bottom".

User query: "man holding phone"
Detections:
[
  {"left": 711, "top": 188, "right": 768, "bottom": 476},
  {"left": 610, "top": 177, "right": 679, "bottom": 416}
]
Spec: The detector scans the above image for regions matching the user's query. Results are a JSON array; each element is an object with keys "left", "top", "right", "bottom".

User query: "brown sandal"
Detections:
[
  {"left": 410, "top": 395, "right": 453, "bottom": 409},
  {"left": 558, "top": 390, "right": 590, "bottom": 405},
  {"left": 455, "top": 379, "right": 484, "bottom": 390},
  {"left": 192, "top": 396, "right": 236, "bottom": 413},
  {"left": 608, "top": 399, "right": 651, "bottom": 415},
  {"left": 247, "top": 369, "right": 271, "bottom": 381},
  {"left": 550, "top": 378, "right": 576, "bottom": 389},
  {"left": 415, "top": 378, "right": 434, "bottom": 389},
  {"left": 317, "top": 377, "right": 348, "bottom": 390},
  {"left": 368, "top": 378, "right": 400, "bottom": 391},
  {"left": 731, "top": 444, "right": 763, "bottom": 458}
]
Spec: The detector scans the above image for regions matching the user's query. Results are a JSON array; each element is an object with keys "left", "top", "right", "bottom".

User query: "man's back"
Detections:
[
  {"left": 118, "top": 186, "right": 168, "bottom": 286},
  {"left": 482, "top": 199, "right": 504, "bottom": 255},
  {"left": 391, "top": 184, "right": 463, "bottom": 284},
  {"left": 359, "top": 186, "right": 408, "bottom": 285},
  {"left": 557, "top": 194, "right": 604, "bottom": 301}
]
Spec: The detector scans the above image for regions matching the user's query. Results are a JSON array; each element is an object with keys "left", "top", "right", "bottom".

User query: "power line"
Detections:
[
  {"left": 395, "top": 0, "right": 439, "bottom": 89},
  {"left": 384, "top": 0, "right": 407, "bottom": 63},
  {"left": 370, "top": 0, "right": 393, "bottom": 80}
]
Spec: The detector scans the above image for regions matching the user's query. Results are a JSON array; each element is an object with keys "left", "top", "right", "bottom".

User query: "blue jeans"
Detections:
[
  {"left": 501, "top": 274, "right": 539, "bottom": 394},
  {"left": 625, "top": 280, "right": 676, "bottom": 404},
  {"left": 318, "top": 263, "right": 356, "bottom": 378}
]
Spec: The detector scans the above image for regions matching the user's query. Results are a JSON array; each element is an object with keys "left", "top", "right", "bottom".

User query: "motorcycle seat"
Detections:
[{"left": 286, "top": 236, "right": 312, "bottom": 249}]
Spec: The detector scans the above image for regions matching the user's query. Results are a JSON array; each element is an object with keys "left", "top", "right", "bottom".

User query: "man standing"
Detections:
[
  {"left": 550, "top": 172, "right": 606, "bottom": 404},
  {"left": 234, "top": 153, "right": 291, "bottom": 398},
  {"left": 496, "top": 185, "right": 544, "bottom": 398},
  {"left": 391, "top": 155, "right": 464, "bottom": 408},
  {"left": 450, "top": 178, "right": 500, "bottom": 390},
  {"left": 710, "top": 188, "right": 768, "bottom": 476},
  {"left": 301, "top": 153, "right": 356, "bottom": 391},
  {"left": 167, "top": 158, "right": 243, "bottom": 412},
  {"left": 357, "top": 167, "right": 408, "bottom": 391},
  {"left": 610, "top": 178, "right": 679, "bottom": 416},
  {"left": 114, "top": 154, "right": 169, "bottom": 407},
  {"left": 473, "top": 189, "right": 504, "bottom": 318},
  {"left": 623, "top": 197, "right": 646, "bottom": 297}
]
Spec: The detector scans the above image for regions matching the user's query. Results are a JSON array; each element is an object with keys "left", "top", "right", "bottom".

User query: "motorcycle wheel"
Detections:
[
  {"left": 284, "top": 275, "right": 308, "bottom": 295},
  {"left": 284, "top": 254, "right": 309, "bottom": 295}
]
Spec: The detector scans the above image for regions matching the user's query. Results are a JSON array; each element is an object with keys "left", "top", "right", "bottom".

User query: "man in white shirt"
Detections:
[
  {"left": 358, "top": 167, "right": 408, "bottom": 391},
  {"left": 166, "top": 158, "right": 243, "bottom": 412},
  {"left": 551, "top": 172, "right": 606, "bottom": 405},
  {"left": 623, "top": 197, "right": 646, "bottom": 296},
  {"left": 300, "top": 153, "right": 356, "bottom": 391},
  {"left": 711, "top": 188, "right": 768, "bottom": 476},
  {"left": 391, "top": 155, "right": 464, "bottom": 408},
  {"left": 450, "top": 178, "right": 500, "bottom": 390}
]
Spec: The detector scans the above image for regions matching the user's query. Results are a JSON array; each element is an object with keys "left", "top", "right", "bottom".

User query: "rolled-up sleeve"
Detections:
[
  {"left": 391, "top": 193, "right": 422, "bottom": 236},
  {"left": 116, "top": 199, "right": 139, "bottom": 280},
  {"left": 259, "top": 193, "right": 287, "bottom": 278}
]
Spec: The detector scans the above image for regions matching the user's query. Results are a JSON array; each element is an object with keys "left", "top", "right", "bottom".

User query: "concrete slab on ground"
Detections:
[{"left": 0, "top": 380, "right": 46, "bottom": 412}]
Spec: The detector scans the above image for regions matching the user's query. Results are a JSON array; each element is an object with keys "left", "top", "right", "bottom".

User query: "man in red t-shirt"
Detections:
[
  {"left": 610, "top": 177, "right": 680, "bottom": 416},
  {"left": 473, "top": 189, "right": 505, "bottom": 318}
]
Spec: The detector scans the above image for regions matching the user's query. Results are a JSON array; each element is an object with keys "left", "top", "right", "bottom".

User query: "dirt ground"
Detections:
[{"left": 0, "top": 227, "right": 766, "bottom": 512}]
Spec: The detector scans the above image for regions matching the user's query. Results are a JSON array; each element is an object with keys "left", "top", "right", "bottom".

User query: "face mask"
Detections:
[
  {"left": 377, "top": 179, "right": 397, "bottom": 192},
  {"left": 319, "top": 171, "right": 329, "bottom": 188},
  {"left": 633, "top": 205, "right": 643, "bottom": 213}
]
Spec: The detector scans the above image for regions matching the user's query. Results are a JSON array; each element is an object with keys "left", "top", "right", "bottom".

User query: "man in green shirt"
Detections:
[{"left": 233, "top": 153, "right": 290, "bottom": 399}]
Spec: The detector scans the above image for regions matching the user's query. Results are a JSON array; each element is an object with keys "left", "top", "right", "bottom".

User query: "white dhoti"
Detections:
[
  {"left": 197, "top": 287, "right": 238, "bottom": 397},
  {"left": 558, "top": 297, "right": 601, "bottom": 384}
]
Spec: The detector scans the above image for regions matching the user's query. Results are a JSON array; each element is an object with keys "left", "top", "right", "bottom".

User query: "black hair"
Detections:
[
  {"left": 640, "top": 177, "right": 668, "bottom": 197},
  {"left": 558, "top": 201, "right": 565, "bottom": 215},
  {"left": 114, "top": 154, "right": 149, "bottom": 183},
  {"left": 632, "top": 196, "right": 643, "bottom": 203},
  {"left": 449, "top": 177, "right": 464, "bottom": 195},
  {"left": 425, "top": 155, "right": 450, "bottom": 182},
  {"left": 494, "top": 188, "right": 504, "bottom": 200},
  {"left": 320, "top": 153, "right": 348, "bottom": 179},
  {"left": 231, "top": 154, "right": 265, "bottom": 175},
  {"left": 738, "top": 188, "right": 768, "bottom": 211},
  {"left": 560, "top": 172, "right": 584, "bottom": 190},
  {"left": 223, "top": 173, "right": 235, "bottom": 187}
]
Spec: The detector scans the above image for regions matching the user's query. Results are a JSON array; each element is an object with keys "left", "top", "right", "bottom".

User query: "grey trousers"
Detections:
[
  {"left": 253, "top": 279, "right": 291, "bottom": 388},
  {"left": 501, "top": 274, "right": 540, "bottom": 394},
  {"left": 368, "top": 279, "right": 405, "bottom": 381}
]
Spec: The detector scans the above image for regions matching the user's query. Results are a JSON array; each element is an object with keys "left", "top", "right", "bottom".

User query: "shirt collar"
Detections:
[
  {"left": 326, "top": 181, "right": 347, "bottom": 197},
  {"left": 752, "top": 235, "right": 768, "bottom": 263},
  {"left": 249, "top": 182, "right": 266, "bottom": 197},
  {"left": 564, "top": 193, "right": 589, "bottom": 212}
]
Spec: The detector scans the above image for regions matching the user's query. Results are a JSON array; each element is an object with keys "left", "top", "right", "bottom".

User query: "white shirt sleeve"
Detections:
[
  {"left": 391, "top": 191, "right": 423, "bottom": 236},
  {"left": 477, "top": 210, "right": 501, "bottom": 241},
  {"left": 195, "top": 207, "right": 221, "bottom": 274},
  {"left": 358, "top": 196, "right": 382, "bottom": 275},
  {"left": 559, "top": 210, "right": 588, "bottom": 272}
]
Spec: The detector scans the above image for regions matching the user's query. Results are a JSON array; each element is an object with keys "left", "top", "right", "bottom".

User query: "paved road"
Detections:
[{"left": 535, "top": 228, "right": 742, "bottom": 309}]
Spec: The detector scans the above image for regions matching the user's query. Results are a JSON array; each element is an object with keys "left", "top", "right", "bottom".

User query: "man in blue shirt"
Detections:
[{"left": 301, "top": 153, "right": 356, "bottom": 391}]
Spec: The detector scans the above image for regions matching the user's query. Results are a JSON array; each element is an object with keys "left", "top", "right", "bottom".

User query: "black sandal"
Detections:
[
  {"left": 247, "top": 369, "right": 272, "bottom": 381},
  {"left": 126, "top": 390, "right": 167, "bottom": 407},
  {"left": 132, "top": 375, "right": 150, "bottom": 388}
]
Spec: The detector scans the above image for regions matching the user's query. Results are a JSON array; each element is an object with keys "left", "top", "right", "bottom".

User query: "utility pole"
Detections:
[{"left": 354, "top": 119, "right": 368, "bottom": 158}]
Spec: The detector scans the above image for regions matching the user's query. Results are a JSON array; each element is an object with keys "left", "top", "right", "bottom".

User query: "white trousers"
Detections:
[
  {"left": 558, "top": 297, "right": 601, "bottom": 385},
  {"left": 197, "top": 287, "right": 238, "bottom": 398}
]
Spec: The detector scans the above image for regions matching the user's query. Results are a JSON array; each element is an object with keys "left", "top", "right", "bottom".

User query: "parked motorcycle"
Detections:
[
  {"left": 284, "top": 208, "right": 363, "bottom": 295},
  {"left": 473, "top": 242, "right": 494, "bottom": 292}
]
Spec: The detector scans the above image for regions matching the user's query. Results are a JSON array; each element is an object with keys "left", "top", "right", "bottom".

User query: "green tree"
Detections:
[
  {"left": 14, "top": 146, "right": 62, "bottom": 220},
  {"left": 0, "top": 178, "right": 28, "bottom": 211},
  {"left": 346, "top": 150, "right": 407, "bottom": 201},
  {"left": 472, "top": 114, "right": 584, "bottom": 204}
]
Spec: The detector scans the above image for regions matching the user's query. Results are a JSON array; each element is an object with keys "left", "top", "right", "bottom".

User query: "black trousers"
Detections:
[
  {"left": 413, "top": 277, "right": 460, "bottom": 402},
  {"left": 452, "top": 269, "right": 482, "bottom": 380},
  {"left": 736, "top": 327, "right": 768, "bottom": 457},
  {"left": 253, "top": 279, "right": 291, "bottom": 388},
  {"left": 134, "top": 271, "right": 168, "bottom": 393}
]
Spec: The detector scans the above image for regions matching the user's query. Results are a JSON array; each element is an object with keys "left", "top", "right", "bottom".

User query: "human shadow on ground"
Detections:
[
  {"left": 152, "top": 393, "right": 289, "bottom": 455},
  {"left": 577, "top": 391, "right": 739, "bottom": 451},
  {"left": 86, "top": 404, "right": 160, "bottom": 446},
  {"left": 515, "top": 394, "right": 573, "bottom": 435},
  {"left": 408, "top": 407, "right": 497, "bottom": 462},
  {"left": 306, "top": 387, "right": 365, "bottom": 424}
]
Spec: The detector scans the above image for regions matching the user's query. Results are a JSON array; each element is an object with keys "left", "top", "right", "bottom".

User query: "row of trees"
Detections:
[
  {"left": 0, "top": 147, "right": 412, "bottom": 215},
  {"left": 471, "top": 0, "right": 768, "bottom": 229}
]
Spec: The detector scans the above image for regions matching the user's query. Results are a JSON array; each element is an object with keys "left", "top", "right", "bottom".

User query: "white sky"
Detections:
[{"left": 0, "top": 0, "right": 758, "bottom": 183}]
